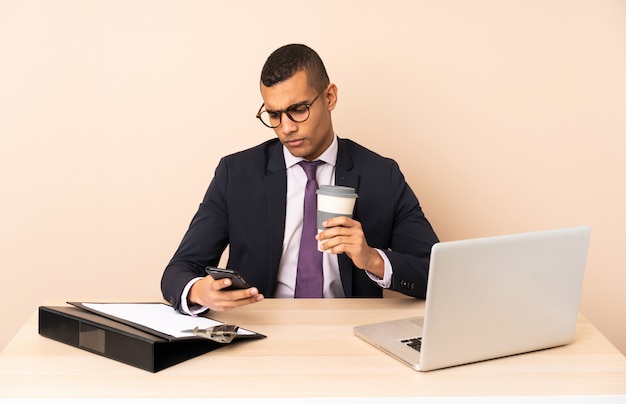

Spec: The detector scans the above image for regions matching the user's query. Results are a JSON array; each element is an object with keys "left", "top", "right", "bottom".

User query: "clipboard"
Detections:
[{"left": 67, "top": 301, "right": 265, "bottom": 341}]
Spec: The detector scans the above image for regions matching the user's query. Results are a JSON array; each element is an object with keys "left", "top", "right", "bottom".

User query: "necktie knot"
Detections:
[{"left": 298, "top": 160, "right": 323, "bottom": 181}]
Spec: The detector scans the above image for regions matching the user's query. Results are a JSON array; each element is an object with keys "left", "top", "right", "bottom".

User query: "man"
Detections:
[{"left": 161, "top": 44, "right": 439, "bottom": 314}]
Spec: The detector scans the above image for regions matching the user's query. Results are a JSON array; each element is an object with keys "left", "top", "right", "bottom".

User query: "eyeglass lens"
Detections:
[{"left": 258, "top": 104, "right": 310, "bottom": 128}]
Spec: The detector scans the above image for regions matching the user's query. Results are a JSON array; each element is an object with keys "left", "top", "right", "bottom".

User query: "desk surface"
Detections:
[{"left": 1, "top": 298, "right": 625, "bottom": 400}]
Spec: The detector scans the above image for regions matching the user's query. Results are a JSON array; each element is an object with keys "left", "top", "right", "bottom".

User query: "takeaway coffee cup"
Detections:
[{"left": 316, "top": 185, "right": 358, "bottom": 252}]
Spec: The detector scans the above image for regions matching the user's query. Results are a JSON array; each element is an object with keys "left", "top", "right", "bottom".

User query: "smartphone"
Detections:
[{"left": 205, "top": 266, "right": 252, "bottom": 290}]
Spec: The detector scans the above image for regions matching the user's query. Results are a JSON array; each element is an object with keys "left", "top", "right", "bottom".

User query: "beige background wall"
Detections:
[{"left": 1, "top": 0, "right": 625, "bottom": 355}]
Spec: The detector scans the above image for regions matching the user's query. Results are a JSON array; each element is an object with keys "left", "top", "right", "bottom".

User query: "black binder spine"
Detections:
[{"left": 38, "top": 306, "right": 222, "bottom": 372}]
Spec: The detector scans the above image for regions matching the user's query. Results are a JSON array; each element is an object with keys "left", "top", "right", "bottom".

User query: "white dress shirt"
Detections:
[{"left": 275, "top": 135, "right": 343, "bottom": 297}]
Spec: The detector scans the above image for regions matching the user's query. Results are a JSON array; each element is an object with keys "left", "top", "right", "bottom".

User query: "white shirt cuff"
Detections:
[
  {"left": 180, "top": 277, "right": 209, "bottom": 315},
  {"left": 366, "top": 249, "right": 393, "bottom": 288}
]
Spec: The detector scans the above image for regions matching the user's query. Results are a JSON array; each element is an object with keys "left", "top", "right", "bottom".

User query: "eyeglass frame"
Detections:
[{"left": 255, "top": 90, "right": 324, "bottom": 129}]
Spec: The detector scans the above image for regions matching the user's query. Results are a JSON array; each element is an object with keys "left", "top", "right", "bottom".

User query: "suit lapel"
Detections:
[
  {"left": 264, "top": 141, "right": 287, "bottom": 295},
  {"left": 335, "top": 139, "right": 359, "bottom": 297}
]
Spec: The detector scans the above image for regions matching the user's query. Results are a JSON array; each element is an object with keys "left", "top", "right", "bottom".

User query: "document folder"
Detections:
[{"left": 38, "top": 304, "right": 264, "bottom": 372}]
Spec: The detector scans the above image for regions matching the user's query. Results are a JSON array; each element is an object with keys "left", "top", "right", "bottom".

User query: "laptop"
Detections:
[{"left": 354, "top": 226, "right": 591, "bottom": 371}]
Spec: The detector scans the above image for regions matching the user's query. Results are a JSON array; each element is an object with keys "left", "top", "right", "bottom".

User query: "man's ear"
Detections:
[{"left": 325, "top": 83, "right": 338, "bottom": 111}]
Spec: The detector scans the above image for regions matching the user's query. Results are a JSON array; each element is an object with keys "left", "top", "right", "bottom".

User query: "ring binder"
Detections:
[{"left": 38, "top": 304, "right": 265, "bottom": 372}]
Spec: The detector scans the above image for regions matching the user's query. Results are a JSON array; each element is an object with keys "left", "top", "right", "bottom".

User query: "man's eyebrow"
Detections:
[{"left": 265, "top": 100, "right": 309, "bottom": 113}]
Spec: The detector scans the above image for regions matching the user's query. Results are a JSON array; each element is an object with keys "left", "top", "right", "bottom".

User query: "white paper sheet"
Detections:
[{"left": 82, "top": 303, "right": 255, "bottom": 338}]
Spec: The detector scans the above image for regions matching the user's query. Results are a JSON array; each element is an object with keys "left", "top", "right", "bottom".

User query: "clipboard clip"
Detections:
[{"left": 181, "top": 324, "right": 239, "bottom": 343}]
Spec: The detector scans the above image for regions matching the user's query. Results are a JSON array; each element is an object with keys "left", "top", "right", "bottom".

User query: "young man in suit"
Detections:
[{"left": 161, "top": 44, "right": 439, "bottom": 314}]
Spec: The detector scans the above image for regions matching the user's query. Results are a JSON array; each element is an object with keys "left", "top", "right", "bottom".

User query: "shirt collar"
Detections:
[{"left": 284, "top": 134, "right": 338, "bottom": 169}]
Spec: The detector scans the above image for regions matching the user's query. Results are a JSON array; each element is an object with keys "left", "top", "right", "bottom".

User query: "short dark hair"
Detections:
[{"left": 260, "top": 44, "right": 330, "bottom": 91}]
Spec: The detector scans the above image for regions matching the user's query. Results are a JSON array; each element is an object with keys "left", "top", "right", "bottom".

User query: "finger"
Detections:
[
  {"left": 219, "top": 287, "right": 261, "bottom": 302},
  {"left": 204, "top": 275, "right": 231, "bottom": 291},
  {"left": 317, "top": 225, "right": 352, "bottom": 242},
  {"left": 213, "top": 290, "right": 264, "bottom": 310},
  {"left": 320, "top": 237, "right": 348, "bottom": 255},
  {"left": 322, "top": 216, "right": 355, "bottom": 228}
]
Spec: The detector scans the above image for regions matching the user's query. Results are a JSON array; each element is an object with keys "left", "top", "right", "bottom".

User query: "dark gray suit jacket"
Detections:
[{"left": 161, "top": 138, "right": 439, "bottom": 312}]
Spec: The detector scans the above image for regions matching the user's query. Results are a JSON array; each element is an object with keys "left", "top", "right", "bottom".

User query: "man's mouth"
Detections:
[{"left": 284, "top": 138, "right": 305, "bottom": 147}]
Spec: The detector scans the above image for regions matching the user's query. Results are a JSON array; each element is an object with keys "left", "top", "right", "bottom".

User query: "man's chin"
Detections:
[{"left": 284, "top": 144, "right": 310, "bottom": 158}]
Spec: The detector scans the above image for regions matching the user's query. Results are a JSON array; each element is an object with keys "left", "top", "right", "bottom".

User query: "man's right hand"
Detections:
[{"left": 188, "top": 276, "right": 264, "bottom": 311}]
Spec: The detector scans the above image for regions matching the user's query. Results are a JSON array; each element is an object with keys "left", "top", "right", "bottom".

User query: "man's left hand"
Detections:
[{"left": 316, "top": 216, "right": 384, "bottom": 278}]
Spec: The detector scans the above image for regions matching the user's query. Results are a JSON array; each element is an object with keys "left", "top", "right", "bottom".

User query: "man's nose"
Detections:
[{"left": 280, "top": 112, "right": 297, "bottom": 133}]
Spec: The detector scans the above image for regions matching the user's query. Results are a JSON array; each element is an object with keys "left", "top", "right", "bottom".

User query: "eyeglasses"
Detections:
[{"left": 256, "top": 91, "right": 323, "bottom": 129}]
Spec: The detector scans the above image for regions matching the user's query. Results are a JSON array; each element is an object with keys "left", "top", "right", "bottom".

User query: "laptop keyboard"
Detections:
[{"left": 401, "top": 337, "right": 422, "bottom": 352}]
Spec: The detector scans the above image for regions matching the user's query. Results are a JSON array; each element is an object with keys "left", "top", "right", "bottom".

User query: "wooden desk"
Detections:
[{"left": 1, "top": 298, "right": 625, "bottom": 400}]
